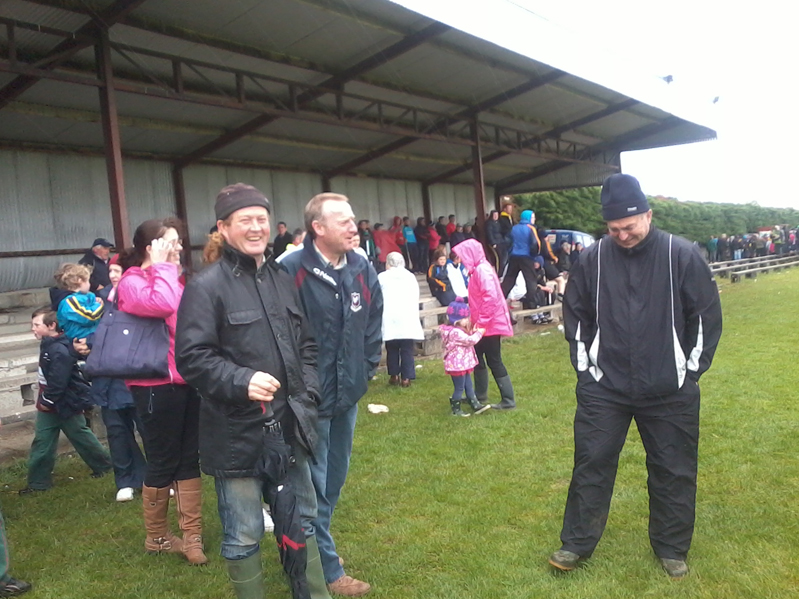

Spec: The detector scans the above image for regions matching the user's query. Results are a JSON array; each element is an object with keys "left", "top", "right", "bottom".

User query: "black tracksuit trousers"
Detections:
[{"left": 559, "top": 377, "right": 700, "bottom": 560}]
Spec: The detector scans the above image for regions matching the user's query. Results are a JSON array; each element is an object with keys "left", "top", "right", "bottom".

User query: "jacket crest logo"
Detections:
[{"left": 350, "top": 292, "right": 362, "bottom": 312}]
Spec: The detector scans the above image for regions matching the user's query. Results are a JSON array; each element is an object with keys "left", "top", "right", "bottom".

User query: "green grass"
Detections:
[{"left": 2, "top": 269, "right": 799, "bottom": 598}]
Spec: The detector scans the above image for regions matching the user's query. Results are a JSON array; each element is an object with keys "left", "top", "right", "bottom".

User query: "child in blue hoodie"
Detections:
[{"left": 54, "top": 263, "right": 104, "bottom": 340}]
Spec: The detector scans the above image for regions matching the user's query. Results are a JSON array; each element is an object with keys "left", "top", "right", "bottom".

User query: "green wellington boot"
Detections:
[
  {"left": 306, "top": 535, "right": 333, "bottom": 599},
  {"left": 226, "top": 551, "right": 265, "bottom": 599}
]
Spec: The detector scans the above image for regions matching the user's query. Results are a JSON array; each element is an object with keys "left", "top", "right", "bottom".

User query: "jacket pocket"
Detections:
[{"left": 226, "top": 309, "right": 263, "bottom": 325}]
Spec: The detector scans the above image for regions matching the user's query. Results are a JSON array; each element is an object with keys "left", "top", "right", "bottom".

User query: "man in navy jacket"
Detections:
[
  {"left": 549, "top": 174, "right": 722, "bottom": 579},
  {"left": 281, "top": 193, "right": 383, "bottom": 597}
]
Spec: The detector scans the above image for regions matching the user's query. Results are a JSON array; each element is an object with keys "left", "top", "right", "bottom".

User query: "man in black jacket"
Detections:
[
  {"left": 175, "top": 184, "right": 329, "bottom": 599},
  {"left": 78, "top": 237, "right": 113, "bottom": 291},
  {"left": 281, "top": 193, "right": 382, "bottom": 597},
  {"left": 272, "top": 221, "right": 293, "bottom": 257},
  {"left": 548, "top": 174, "right": 722, "bottom": 579}
]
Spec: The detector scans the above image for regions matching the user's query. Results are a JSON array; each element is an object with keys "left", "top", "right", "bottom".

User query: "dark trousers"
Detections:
[
  {"left": 450, "top": 373, "right": 474, "bottom": 399},
  {"left": 26, "top": 410, "right": 111, "bottom": 489},
  {"left": 474, "top": 334, "right": 507, "bottom": 379},
  {"left": 131, "top": 384, "right": 200, "bottom": 488},
  {"left": 496, "top": 243, "right": 508, "bottom": 278},
  {"left": 560, "top": 379, "right": 700, "bottom": 560},
  {"left": 500, "top": 255, "right": 538, "bottom": 300},
  {"left": 102, "top": 406, "right": 147, "bottom": 490},
  {"left": 385, "top": 339, "right": 416, "bottom": 380}
]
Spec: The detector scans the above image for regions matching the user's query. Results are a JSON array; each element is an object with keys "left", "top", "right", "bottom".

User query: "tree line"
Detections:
[{"left": 516, "top": 187, "right": 799, "bottom": 242}]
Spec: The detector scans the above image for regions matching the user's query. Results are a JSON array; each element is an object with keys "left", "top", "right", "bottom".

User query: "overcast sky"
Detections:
[
  {"left": 510, "top": 0, "right": 799, "bottom": 209},
  {"left": 393, "top": 0, "right": 798, "bottom": 209}
]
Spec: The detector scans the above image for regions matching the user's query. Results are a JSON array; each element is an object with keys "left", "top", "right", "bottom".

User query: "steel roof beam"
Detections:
[
  {"left": 494, "top": 117, "right": 683, "bottom": 193},
  {"left": 0, "top": 55, "right": 603, "bottom": 167},
  {"left": 323, "top": 70, "right": 565, "bottom": 178},
  {"left": 0, "top": 0, "right": 146, "bottom": 111},
  {"left": 172, "top": 21, "right": 450, "bottom": 169},
  {"left": 423, "top": 98, "right": 640, "bottom": 185}
]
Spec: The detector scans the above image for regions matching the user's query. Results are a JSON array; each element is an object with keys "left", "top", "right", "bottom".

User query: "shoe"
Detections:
[
  {"left": 226, "top": 551, "right": 264, "bottom": 599},
  {"left": 449, "top": 398, "right": 470, "bottom": 417},
  {"left": 262, "top": 506, "right": 274, "bottom": 532},
  {"left": 142, "top": 485, "right": 184, "bottom": 555},
  {"left": 660, "top": 558, "right": 689, "bottom": 579},
  {"left": 328, "top": 575, "right": 371, "bottom": 597},
  {"left": 465, "top": 396, "right": 491, "bottom": 415},
  {"left": 173, "top": 478, "right": 208, "bottom": 565},
  {"left": 116, "top": 487, "right": 135, "bottom": 502},
  {"left": 18, "top": 487, "right": 46, "bottom": 496},
  {"left": 90, "top": 469, "right": 110, "bottom": 479},
  {"left": 490, "top": 375, "right": 516, "bottom": 410},
  {"left": 388, "top": 375, "right": 399, "bottom": 386},
  {"left": 0, "top": 576, "right": 31, "bottom": 597},
  {"left": 548, "top": 549, "right": 581, "bottom": 571},
  {"left": 400, "top": 379, "right": 411, "bottom": 388}
]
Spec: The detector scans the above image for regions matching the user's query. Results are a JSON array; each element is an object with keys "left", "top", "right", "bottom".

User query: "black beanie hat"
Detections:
[
  {"left": 215, "top": 183, "right": 271, "bottom": 221},
  {"left": 600, "top": 174, "right": 650, "bottom": 222}
]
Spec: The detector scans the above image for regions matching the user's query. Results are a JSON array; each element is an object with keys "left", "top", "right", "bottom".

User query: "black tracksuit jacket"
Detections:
[{"left": 564, "top": 227, "right": 722, "bottom": 399}]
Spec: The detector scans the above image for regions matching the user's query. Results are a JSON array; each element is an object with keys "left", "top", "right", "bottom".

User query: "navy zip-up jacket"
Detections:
[{"left": 280, "top": 242, "right": 383, "bottom": 418}]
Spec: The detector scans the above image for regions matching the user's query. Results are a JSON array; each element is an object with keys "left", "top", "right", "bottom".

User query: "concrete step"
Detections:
[
  {"left": 0, "top": 373, "right": 38, "bottom": 420},
  {"left": 0, "top": 322, "right": 31, "bottom": 336},
  {"left": 0, "top": 348, "right": 39, "bottom": 371},
  {"left": 0, "top": 308, "right": 35, "bottom": 326},
  {"left": 0, "top": 288, "right": 49, "bottom": 311}
]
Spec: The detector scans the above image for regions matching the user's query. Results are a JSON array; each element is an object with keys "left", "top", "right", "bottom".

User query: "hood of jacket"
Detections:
[{"left": 453, "top": 239, "right": 486, "bottom": 274}]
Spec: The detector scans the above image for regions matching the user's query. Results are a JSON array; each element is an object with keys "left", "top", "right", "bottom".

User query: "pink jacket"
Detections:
[
  {"left": 453, "top": 240, "right": 514, "bottom": 338},
  {"left": 440, "top": 325, "right": 483, "bottom": 373},
  {"left": 117, "top": 262, "right": 185, "bottom": 387}
]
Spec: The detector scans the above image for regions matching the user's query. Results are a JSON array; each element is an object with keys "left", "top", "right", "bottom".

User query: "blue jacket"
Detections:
[
  {"left": 57, "top": 291, "right": 104, "bottom": 340},
  {"left": 509, "top": 215, "right": 556, "bottom": 262},
  {"left": 280, "top": 242, "right": 383, "bottom": 418}
]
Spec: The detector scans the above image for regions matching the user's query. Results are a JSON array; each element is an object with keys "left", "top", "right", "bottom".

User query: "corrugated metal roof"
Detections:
[{"left": 0, "top": 0, "right": 715, "bottom": 196}]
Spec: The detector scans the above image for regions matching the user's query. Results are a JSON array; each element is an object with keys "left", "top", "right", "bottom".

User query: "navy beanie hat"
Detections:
[{"left": 600, "top": 174, "right": 650, "bottom": 221}]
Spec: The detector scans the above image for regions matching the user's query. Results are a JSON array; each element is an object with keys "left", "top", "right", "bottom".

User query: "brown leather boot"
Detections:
[
  {"left": 142, "top": 485, "right": 183, "bottom": 554},
  {"left": 173, "top": 478, "right": 208, "bottom": 565}
]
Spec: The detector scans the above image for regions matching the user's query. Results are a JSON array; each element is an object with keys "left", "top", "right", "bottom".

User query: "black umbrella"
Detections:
[{"left": 257, "top": 405, "right": 310, "bottom": 599}]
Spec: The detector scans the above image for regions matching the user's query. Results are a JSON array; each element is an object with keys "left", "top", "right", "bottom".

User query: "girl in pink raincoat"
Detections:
[{"left": 439, "top": 298, "right": 491, "bottom": 417}]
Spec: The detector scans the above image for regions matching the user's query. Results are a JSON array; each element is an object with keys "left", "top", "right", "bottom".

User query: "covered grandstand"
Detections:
[{"left": 0, "top": 0, "right": 716, "bottom": 291}]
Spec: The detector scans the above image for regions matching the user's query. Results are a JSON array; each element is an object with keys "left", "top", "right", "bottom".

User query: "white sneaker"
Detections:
[
  {"left": 263, "top": 507, "right": 274, "bottom": 532},
  {"left": 116, "top": 487, "right": 135, "bottom": 502}
]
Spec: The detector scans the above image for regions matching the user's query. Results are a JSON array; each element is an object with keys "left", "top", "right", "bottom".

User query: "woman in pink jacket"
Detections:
[
  {"left": 453, "top": 239, "right": 516, "bottom": 410},
  {"left": 117, "top": 218, "right": 207, "bottom": 565}
]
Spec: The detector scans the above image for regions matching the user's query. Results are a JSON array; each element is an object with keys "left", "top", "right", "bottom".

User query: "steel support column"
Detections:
[
  {"left": 470, "top": 120, "right": 487, "bottom": 242},
  {"left": 421, "top": 183, "right": 432, "bottom": 225},
  {"left": 95, "top": 30, "right": 130, "bottom": 250},
  {"left": 172, "top": 166, "right": 193, "bottom": 271},
  {"left": 321, "top": 175, "right": 332, "bottom": 192}
]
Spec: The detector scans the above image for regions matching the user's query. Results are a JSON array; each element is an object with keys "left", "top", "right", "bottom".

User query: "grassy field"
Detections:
[{"left": 2, "top": 268, "right": 798, "bottom": 598}]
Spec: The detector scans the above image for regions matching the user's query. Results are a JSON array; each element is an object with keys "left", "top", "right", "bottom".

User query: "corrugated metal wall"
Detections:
[
  {"left": 1, "top": 150, "right": 495, "bottom": 293},
  {"left": 0, "top": 150, "right": 173, "bottom": 293},
  {"left": 429, "top": 183, "right": 495, "bottom": 224},
  {"left": 330, "top": 177, "right": 423, "bottom": 225}
]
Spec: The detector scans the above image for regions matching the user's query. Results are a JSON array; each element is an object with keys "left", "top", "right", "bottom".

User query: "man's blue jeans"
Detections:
[
  {"left": 311, "top": 404, "right": 358, "bottom": 583},
  {"left": 215, "top": 446, "right": 316, "bottom": 560}
]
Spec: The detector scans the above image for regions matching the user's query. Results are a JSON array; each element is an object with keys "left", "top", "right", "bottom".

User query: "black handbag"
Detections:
[{"left": 84, "top": 303, "right": 170, "bottom": 379}]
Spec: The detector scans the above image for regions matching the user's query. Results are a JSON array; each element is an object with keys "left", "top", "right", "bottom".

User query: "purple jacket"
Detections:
[{"left": 440, "top": 325, "right": 484, "bottom": 373}]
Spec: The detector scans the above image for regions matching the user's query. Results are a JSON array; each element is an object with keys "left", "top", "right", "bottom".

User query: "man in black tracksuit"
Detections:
[{"left": 549, "top": 174, "right": 722, "bottom": 579}]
